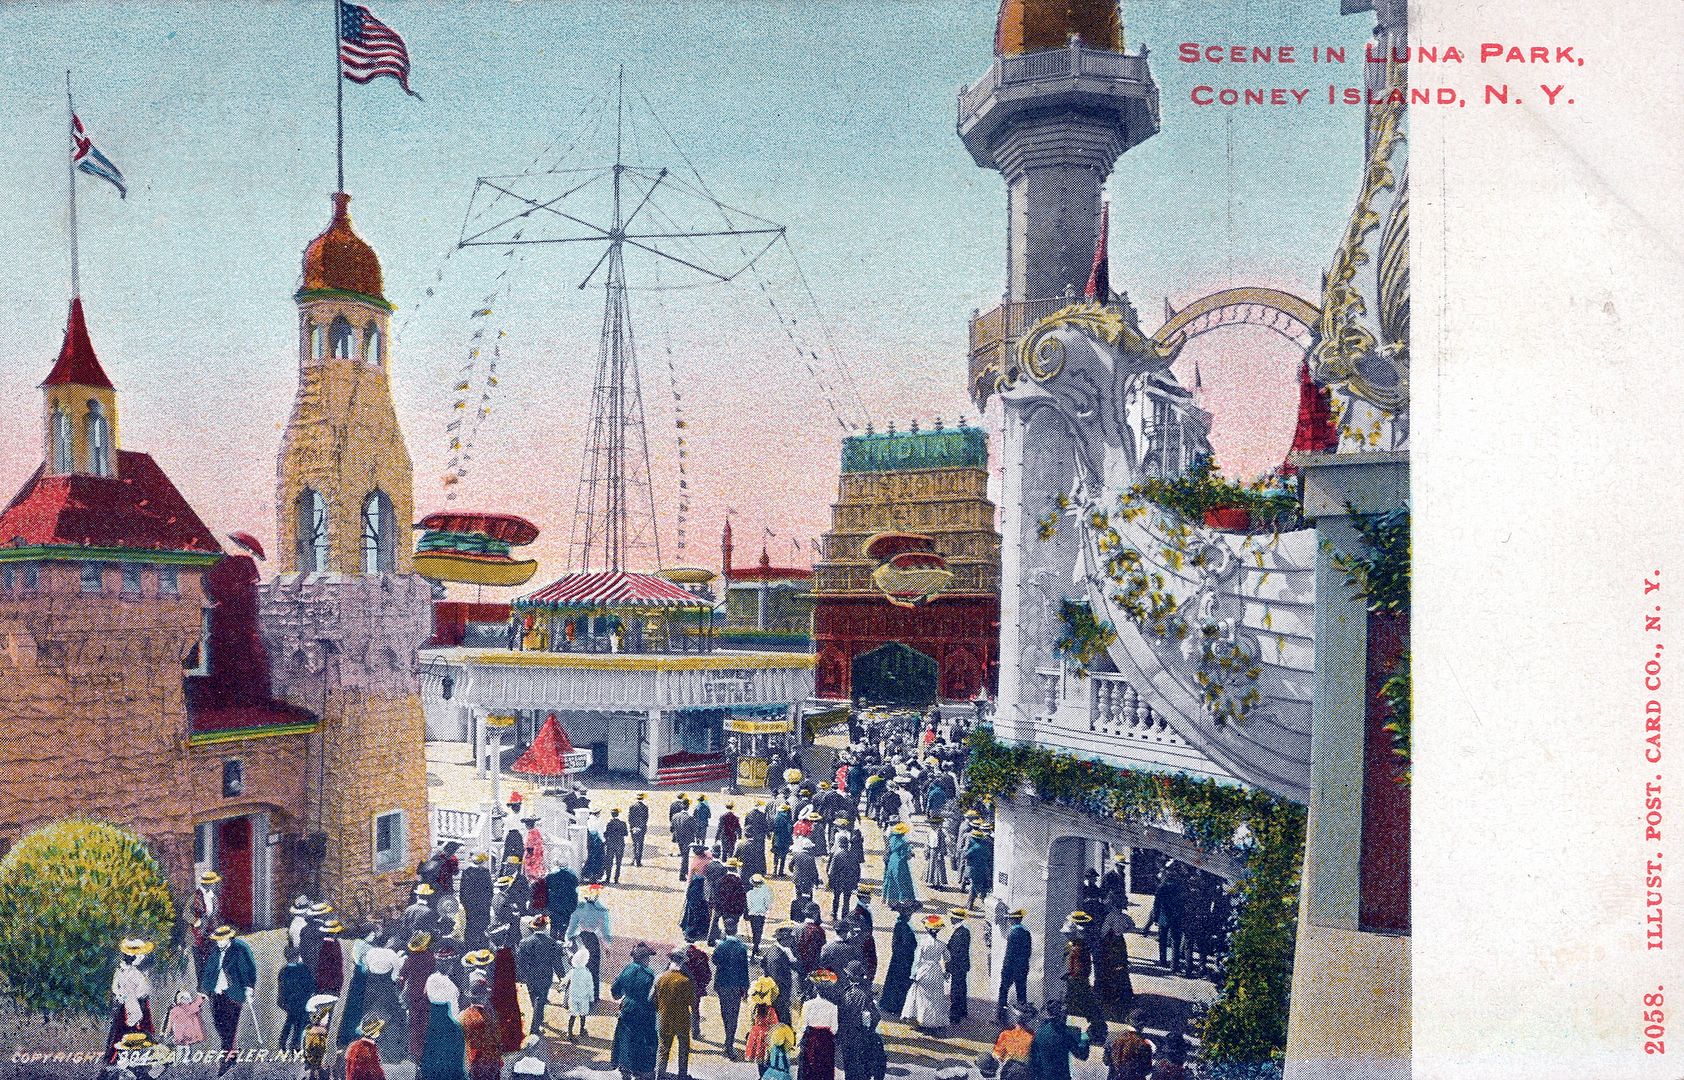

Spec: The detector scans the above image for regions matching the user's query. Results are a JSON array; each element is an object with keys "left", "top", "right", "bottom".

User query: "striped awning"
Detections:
[{"left": 517, "top": 570, "right": 704, "bottom": 609}]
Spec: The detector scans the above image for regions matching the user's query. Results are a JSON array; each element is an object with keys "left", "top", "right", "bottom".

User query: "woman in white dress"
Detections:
[{"left": 899, "top": 915, "right": 949, "bottom": 1032}]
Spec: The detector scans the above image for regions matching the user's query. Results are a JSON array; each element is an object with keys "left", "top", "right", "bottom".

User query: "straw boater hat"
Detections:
[
  {"left": 416, "top": 883, "right": 435, "bottom": 897},
  {"left": 948, "top": 908, "right": 970, "bottom": 921},
  {"left": 198, "top": 871, "right": 221, "bottom": 886},
  {"left": 407, "top": 932, "right": 434, "bottom": 953},
  {"left": 891, "top": 822, "right": 911, "bottom": 835},
  {"left": 1008, "top": 908, "right": 1027, "bottom": 920},
  {"left": 115, "top": 1032, "right": 156, "bottom": 1052},
  {"left": 462, "top": 949, "right": 496, "bottom": 968},
  {"left": 637, "top": 792, "right": 648, "bottom": 800},
  {"left": 856, "top": 885, "right": 873, "bottom": 897},
  {"left": 357, "top": 1016, "right": 386, "bottom": 1040},
  {"left": 118, "top": 938, "right": 155, "bottom": 957},
  {"left": 210, "top": 925, "right": 237, "bottom": 941},
  {"left": 309, "top": 902, "right": 333, "bottom": 917},
  {"left": 803, "top": 810, "right": 822, "bottom": 821},
  {"left": 725, "top": 858, "right": 742, "bottom": 869},
  {"left": 1112, "top": 853, "right": 1127, "bottom": 863},
  {"left": 290, "top": 896, "right": 313, "bottom": 916},
  {"left": 320, "top": 919, "right": 345, "bottom": 936},
  {"left": 495, "top": 875, "right": 516, "bottom": 888},
  {"left": 779, "top": 803, "right": 793, "bottom": 811},
  {"left": 505, "top": 855, "right": 523, "bottom": 866},
  {"left": 610, "top": 808, "right": 621, "bottom": 816},
  {"left": 751, "top": 874, "right": 766, "bottom": 885}
]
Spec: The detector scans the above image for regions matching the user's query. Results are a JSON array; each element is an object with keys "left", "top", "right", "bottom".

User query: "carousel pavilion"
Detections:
[{"left": 419, "top": 569, "right": 815, "bottom": 787}]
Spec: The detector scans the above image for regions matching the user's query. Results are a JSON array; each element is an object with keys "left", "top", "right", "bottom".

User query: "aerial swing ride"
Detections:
[{"left": 407, "top": 66, "right": 867, "bottom": 607}]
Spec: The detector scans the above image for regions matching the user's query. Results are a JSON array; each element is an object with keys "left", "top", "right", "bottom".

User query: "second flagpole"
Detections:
[
  {"left": 334, "top": 0, "right": 344, "bottom": 192},
  {"left": 66, "top": 71, "right": 80, "bottom": 299}
]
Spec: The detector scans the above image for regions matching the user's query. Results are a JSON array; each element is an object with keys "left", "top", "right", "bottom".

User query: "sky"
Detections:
[{"left": 0, "top": 1, "right": 1370, "bottom": 585}]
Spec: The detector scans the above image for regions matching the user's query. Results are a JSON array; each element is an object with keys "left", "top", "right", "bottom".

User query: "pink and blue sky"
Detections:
[{"left": 0, "top": 1, "right": 1369, "bottom": 583}]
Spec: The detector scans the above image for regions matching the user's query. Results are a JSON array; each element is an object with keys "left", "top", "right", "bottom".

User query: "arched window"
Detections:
[
  {"left": 295, "top": 488, "right": 330, "bottom": 573},
  {"left": 85, "top": 401, "right": 112, "bottom": 478},
  {"left": 50, "top": 407, "right": 73, "bottom": 473},
  {"left": 329, "top": 316, "right": 354, "bottom": 359},
  {"left": 364, "top": 322, "right": 383, "bottom": 366},
  {"left": 309, "top": 323, "right": 325, "bottom": 361},
  {"left": 361, "top": 490, "right": 395, "bottom": 574}
]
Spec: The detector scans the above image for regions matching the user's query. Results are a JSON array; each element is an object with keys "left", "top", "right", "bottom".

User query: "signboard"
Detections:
[
  {"left": 725, "top": 717, "right": 793, "bottom": 734},
  {"left": 562, "top": 749, "right": 593, "bottom": 772}
]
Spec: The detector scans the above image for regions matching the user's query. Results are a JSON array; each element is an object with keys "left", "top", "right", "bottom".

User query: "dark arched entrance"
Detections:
[{"left": 851, "top": 642, "right": 938, "bottom": 707}]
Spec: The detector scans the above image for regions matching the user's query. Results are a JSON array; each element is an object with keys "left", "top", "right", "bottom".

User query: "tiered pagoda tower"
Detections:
[{"left": 811, "top": 424, "right": 1000, "bottom": 703}]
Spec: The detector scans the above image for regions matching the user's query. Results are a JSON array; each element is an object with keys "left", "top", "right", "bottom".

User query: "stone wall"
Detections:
[
  {"left": 259, "top": 572, "right": 433, "bottom": 922},
  {"left": 275, "top": 337, "right": 414, "bottom": 577},
  {"left": 186, "top": 732, "right": 312, "bottom": 928},
  {"left": 0, "top": 576, "right": 209, "bottom": 896}
]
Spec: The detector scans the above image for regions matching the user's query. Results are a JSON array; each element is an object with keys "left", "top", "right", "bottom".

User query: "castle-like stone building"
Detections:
[{"left": 0, "top": 189, "right": 431, "bottom": 929}]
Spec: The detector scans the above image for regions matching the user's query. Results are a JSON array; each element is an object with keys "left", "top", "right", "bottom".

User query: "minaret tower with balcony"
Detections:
[{"left": 959, "top": 0, "right": 1158, "bottom": 739}]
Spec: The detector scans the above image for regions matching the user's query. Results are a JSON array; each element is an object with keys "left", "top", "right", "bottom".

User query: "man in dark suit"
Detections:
[
  {"left": 711, "top": 921, "right": 750, "bottom": 1060},
  {"left": 628, "top": 794, "right": 652, "bottom": 866},
  {"left": 516, "top": 915, "right": 560, "bottom": 1036},
  {"left": 604, "top": 809, "right": 630, "bottom": 883},
  {"left": 198, "top": 925, "right": 258, "bottom": 1075},
  {"left": 997, "top": 908, "right": 1031, "bottom": 1024},
  {"left": 946, "top": 908, "right": 972, "bottom": 1024},
  {"left": 459, "top": 852, "right": 495, "bottom": 950},
  {"left": 760, "top": 927, "right": 798, "bottom": 1019}
]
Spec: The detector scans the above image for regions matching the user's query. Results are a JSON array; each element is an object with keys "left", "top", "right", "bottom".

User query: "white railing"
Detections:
[
  {"left": 959, "top": 42, "right": 1154, "bottom": 122},
  {"left": 431, "top": 806, "right": 487, "bottom": 846},
  {"left": 1088, "top": 671, "right": 1165, "bottom": 736}
]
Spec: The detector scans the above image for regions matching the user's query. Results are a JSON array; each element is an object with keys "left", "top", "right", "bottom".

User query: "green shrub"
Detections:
[{"left": 0, "top": 820, "right": 177, "bottom": 1015}]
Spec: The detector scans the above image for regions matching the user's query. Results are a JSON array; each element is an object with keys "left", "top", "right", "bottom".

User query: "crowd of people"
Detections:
[{"left": 96, "top": 710, "right": 1227, "bottom": 1080}]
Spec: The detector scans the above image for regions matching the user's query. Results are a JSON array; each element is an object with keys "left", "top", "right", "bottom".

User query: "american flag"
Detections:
[{"left": 339, "top": 1, "right": 419, "bottom": 97}]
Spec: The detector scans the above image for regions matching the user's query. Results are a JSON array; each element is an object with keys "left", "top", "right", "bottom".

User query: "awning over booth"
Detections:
[
  {"left": 725, "top": 717, "right": 794, "bottom": 734},
  {"left": 518, "top": 570, "right": 706, "bottom": 610}
]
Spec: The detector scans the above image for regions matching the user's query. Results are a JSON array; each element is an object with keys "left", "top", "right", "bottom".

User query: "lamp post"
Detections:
[{"left": 484, "top": 712, "right": 516, "bottom": 855}]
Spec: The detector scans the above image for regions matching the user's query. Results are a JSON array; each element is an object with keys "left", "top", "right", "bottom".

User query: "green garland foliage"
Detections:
[
  {"left": 1131, "top": 454, "right": 1300, "bottom": 529},
  {"left": 0, "top": 820, "right": 177, "bottom": 1015},
  {"left": 1332, "top": 506, "right": 1411, "bottom": 781},
  {"left": 963, "top": 727, "right": 1305, "bottom": 1070},
  {"left": 1053, "top": 599, "right": 1117, "bottom": 675}
]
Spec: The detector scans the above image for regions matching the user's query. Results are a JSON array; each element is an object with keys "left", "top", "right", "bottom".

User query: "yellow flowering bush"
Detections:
[{"left": 0, "top": 820, "right": 176, "bottom": 1015}]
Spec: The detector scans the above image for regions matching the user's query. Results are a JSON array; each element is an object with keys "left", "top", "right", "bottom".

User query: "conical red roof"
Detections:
[
  {"left": 512, "top": 714, "right": 575, "bottom": 777},
  {"left": 42, "top": 298, "right": 115, "bottom": 389}
]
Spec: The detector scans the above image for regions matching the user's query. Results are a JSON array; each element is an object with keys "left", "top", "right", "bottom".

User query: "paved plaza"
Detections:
[{"left": 422, "top": 738, "right": 1215, "bottom": 1079}]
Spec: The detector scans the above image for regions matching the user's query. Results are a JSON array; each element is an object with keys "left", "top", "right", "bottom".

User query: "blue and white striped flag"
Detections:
[{"left": 70, "top": 112, "right": 125, "bottom": 198}]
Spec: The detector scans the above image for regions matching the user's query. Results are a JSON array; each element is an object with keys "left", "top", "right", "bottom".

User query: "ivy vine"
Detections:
[
  {"left": 1330, "top": 505, "right": 1411, "bottom": 783},
  {"left": 962, "top": 727, "right": 1305, "bottom": 1071},
  {"left": 1053, "top": 599, "right": 1116, "bottom": 676}
]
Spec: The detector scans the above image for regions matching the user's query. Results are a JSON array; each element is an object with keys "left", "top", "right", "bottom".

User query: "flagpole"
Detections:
[
  {"left": 334, "top": 0, "right": 345, "bottom": 192},
  {"left": 66, "top": 71, "right": 79, "bottom": 299}
]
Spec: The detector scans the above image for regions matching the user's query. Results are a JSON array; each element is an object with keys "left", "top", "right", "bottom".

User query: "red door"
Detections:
[{"left": 215, "top": 817, "right": 254, "bottom": 931}]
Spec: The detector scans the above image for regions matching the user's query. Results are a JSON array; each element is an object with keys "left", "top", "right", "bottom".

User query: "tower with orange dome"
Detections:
[
  {"left": 260, "top": 190, "right": 431, "bottom": 917},
  {"left": 960, "top": 0, "right": 1156, "bottom": 303}
]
